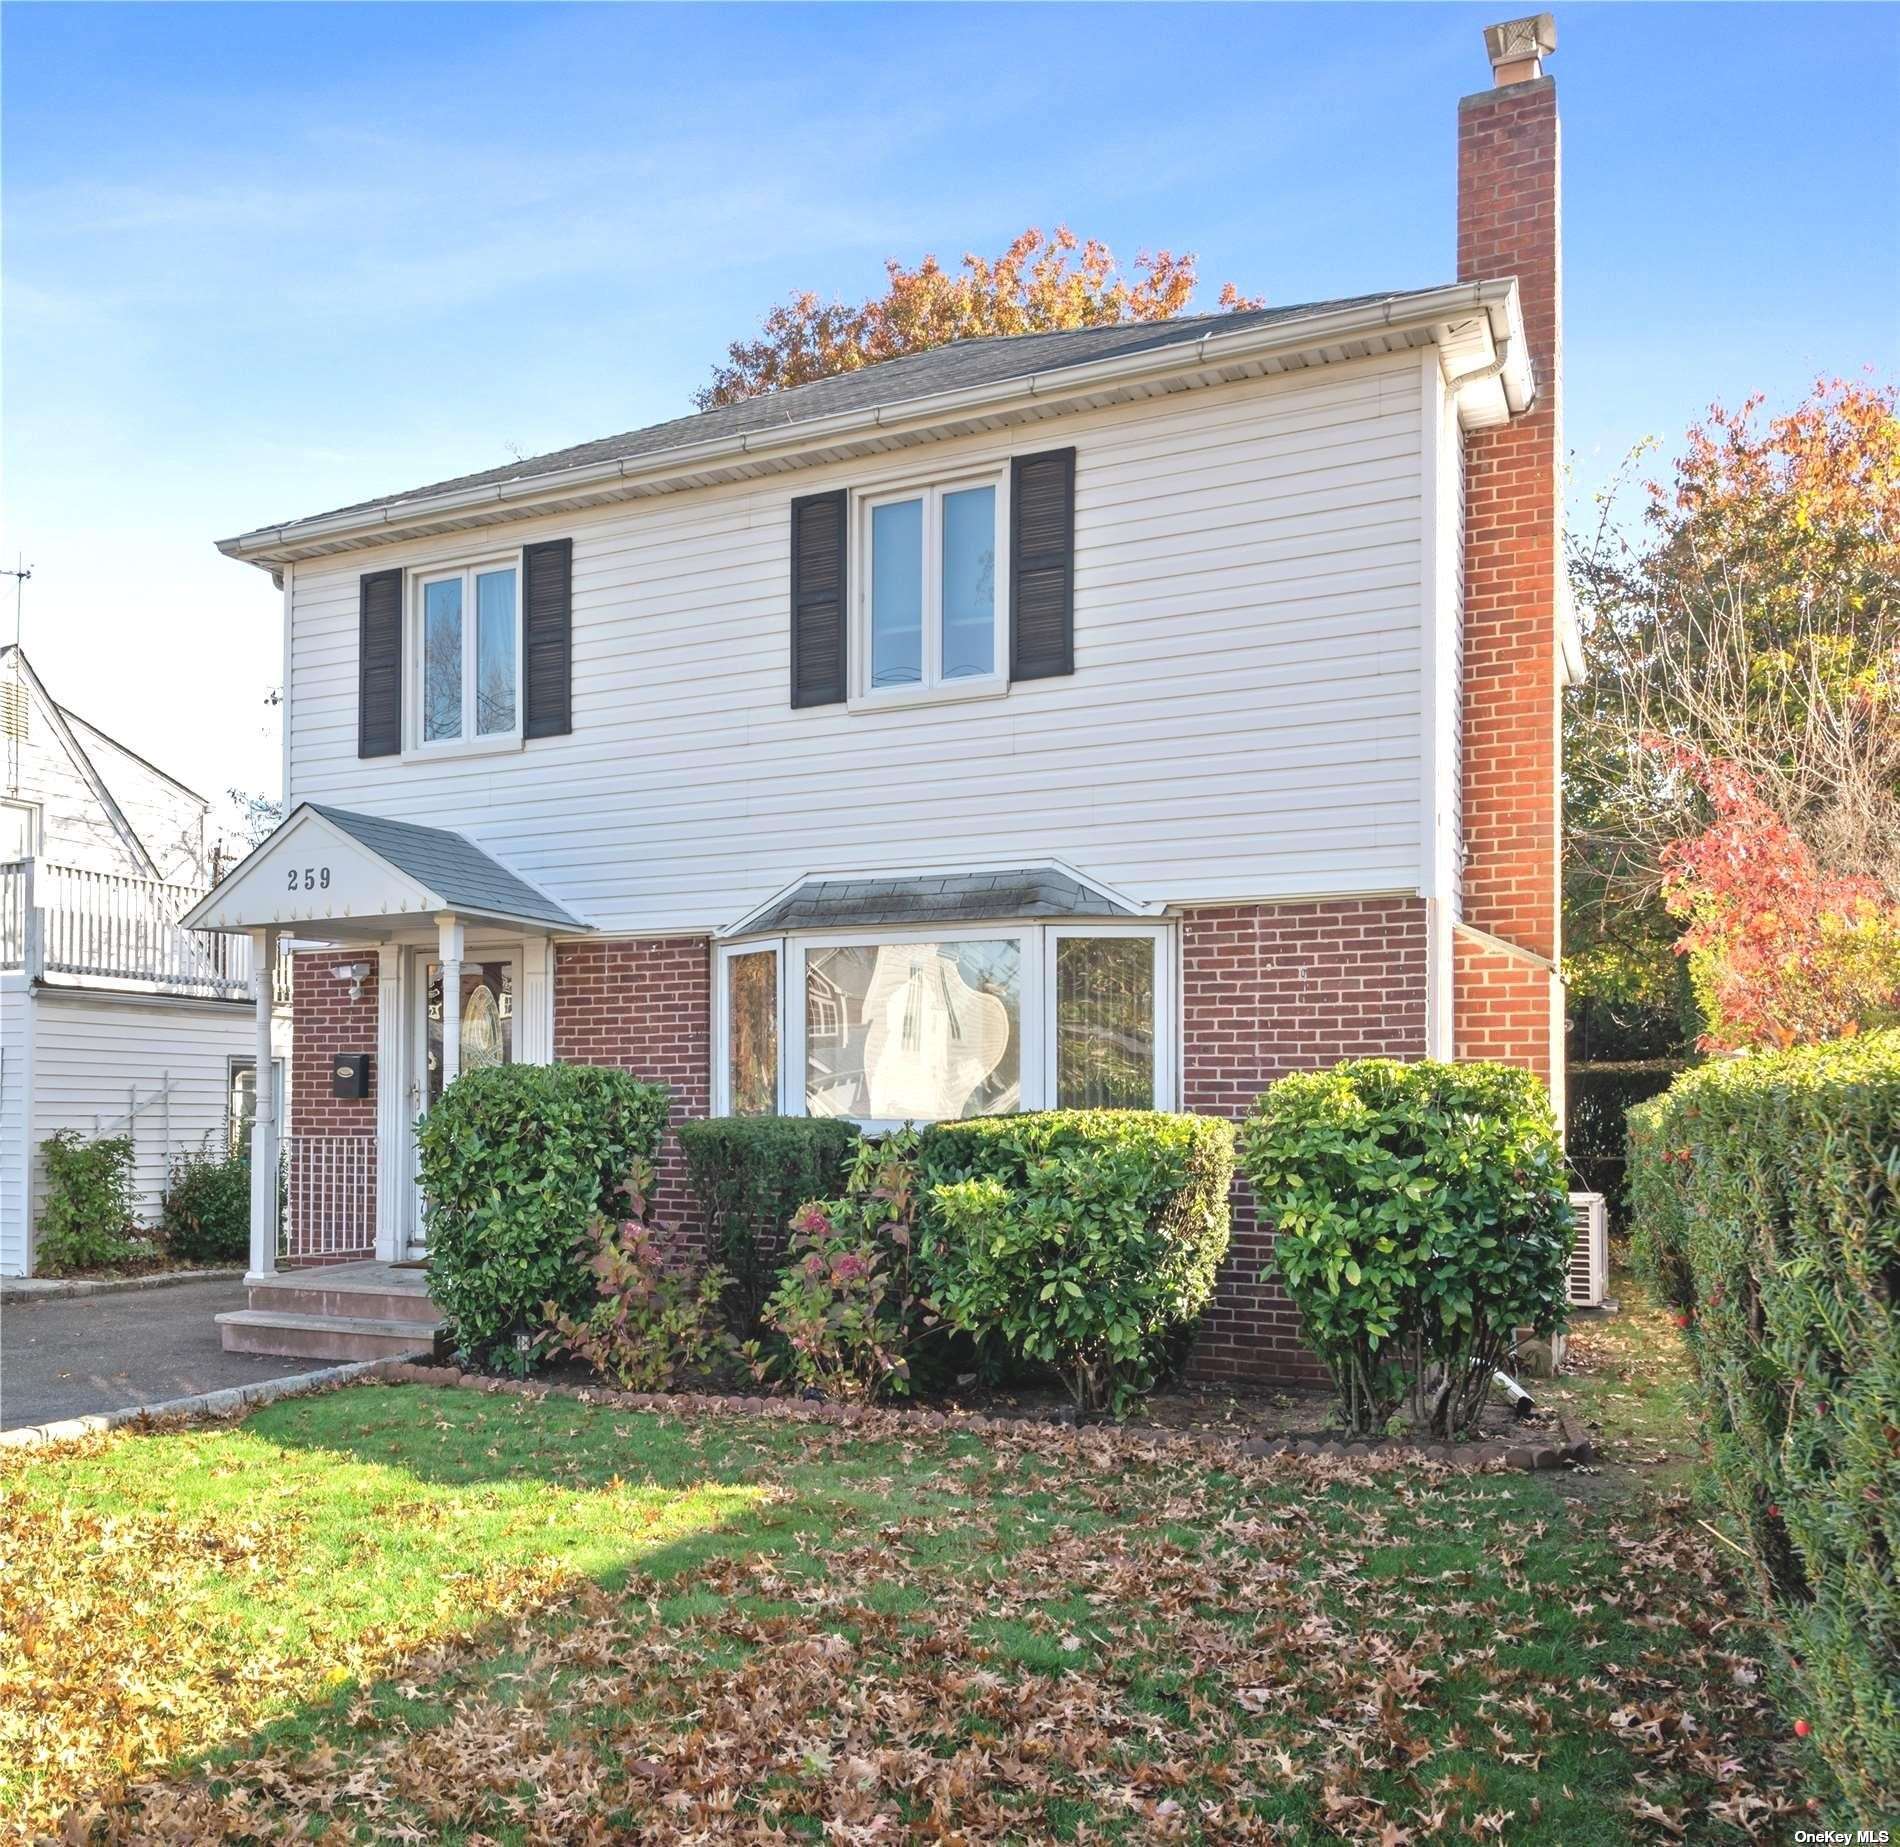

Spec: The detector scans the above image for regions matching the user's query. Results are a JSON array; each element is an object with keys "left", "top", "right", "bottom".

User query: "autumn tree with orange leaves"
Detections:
[
  {"left": 1567, "top": 377, "right": 1900, "bottom": 1051},
  {"left": 695, "top": 226, "right": 1262, "bottom": 410}
]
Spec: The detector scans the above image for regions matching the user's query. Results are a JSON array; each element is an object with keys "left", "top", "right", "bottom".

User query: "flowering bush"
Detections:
[
  {"left": 544, "top": 1161, "right": 734, "bottom": 1392},
  {"left": 757, "top": 1129, "right": 930, "bottom": 1401}
]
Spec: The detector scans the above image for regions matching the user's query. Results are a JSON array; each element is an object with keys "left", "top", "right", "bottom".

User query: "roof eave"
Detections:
[{"left": 219, "top": 280, "right": 1534, "bottom": 571}]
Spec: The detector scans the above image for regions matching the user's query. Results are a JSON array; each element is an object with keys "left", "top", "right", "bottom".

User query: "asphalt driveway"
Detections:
[{"left": 1, "top": 1279, "right": 314, "bottom": 1429}]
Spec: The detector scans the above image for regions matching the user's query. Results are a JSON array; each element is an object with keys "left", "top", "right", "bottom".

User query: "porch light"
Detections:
[{"left": 332, "top": 961, "right": 371, "bottom": 1002}]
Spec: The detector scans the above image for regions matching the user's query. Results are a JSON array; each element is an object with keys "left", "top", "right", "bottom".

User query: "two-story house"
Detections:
[
  {"left": 0, "top": 644, "right": 292, "bottom": 1270},
  {"left": 188, "top": 17, "right": 1577, "bottom": 1375}
]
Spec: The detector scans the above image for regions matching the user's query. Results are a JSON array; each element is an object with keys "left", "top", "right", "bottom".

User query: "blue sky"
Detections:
[{"left": 4, "top": 2, "right": 1896, "bottom": 820}]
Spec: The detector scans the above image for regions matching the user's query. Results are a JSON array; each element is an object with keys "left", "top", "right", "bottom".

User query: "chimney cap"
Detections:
[{"left": 1483, "top": 13, "right": 1557, "bottom": 84}]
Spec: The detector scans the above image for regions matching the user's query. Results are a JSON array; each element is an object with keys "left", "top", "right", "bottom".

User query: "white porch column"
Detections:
[
  {"left": 374, "top": 943, "right": 405, "bottom": 1262},
  {"left": 247, "top": 926, "right": 280, "bottom": 1281},
  {"left": 436, "top": 916, "right": 464, "bottom": 1093},
  {"left": 518, "top": 935, "right": 554, "bottom": 1065}
]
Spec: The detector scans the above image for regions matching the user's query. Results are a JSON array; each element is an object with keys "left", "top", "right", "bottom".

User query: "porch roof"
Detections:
[{"left": 181, "top": 803, "right": 587, "bottom": 938}]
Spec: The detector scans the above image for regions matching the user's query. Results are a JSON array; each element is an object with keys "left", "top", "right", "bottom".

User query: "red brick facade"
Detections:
[
  {"left": 552, "top": 936, "right": 712, "bottom": 1232},
  {"left": 1455, "top": 68, "right": 1564, "bottom": 1084},
  {"left": 287, "top": 948, "right": 379, "bottom": 1263},
  {"left": 1180, "top": 898, "right": 1430, "bottom": 1381}
]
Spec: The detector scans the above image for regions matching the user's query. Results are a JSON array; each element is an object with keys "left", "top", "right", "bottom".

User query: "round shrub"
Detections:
[
  {"left": 1239, "top": 1059, "right": 1571, "bottom": 1437},
  {"left": 415, "top": 1063, "right": 670, "bottom": 1369},
  {"left": 920, "top": 1110, "right": 1234, "bottom": 1414},
  {"left": 160, "top": 1142, "right": 251, "bottom": 1263}
]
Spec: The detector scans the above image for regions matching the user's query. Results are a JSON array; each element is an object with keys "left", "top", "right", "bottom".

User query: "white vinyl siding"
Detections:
[
  {"left": 26, "top": 991, "right": 275, "bottom": 1245},
  {"left": 0, "top": 975, "right": 29, "bottom": 1273},
  {"left": 284, "top": 354, "right": 1429, "bottom": 934}
]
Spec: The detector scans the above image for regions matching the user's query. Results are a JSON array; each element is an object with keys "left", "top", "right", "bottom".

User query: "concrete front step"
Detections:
[
  {"left": 248, "top": 1281, "right": 440, "bottom": 1324},
  {"left": 217, "top": 1308, "right": 443, "bottom": 1363}
]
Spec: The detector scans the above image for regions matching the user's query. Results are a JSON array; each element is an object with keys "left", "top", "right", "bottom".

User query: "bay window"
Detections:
[{"left": 715, "top": 923, "right": 1170, "bottom": 1124}]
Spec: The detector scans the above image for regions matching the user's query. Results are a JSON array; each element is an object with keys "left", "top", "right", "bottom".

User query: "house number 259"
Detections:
[{"left": 287, "top": 866, "right": 332, "bottom": 891}]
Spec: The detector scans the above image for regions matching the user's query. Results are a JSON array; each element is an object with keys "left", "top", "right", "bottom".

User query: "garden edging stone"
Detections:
[{"left": 1, "top": 1267, "right": 245, "bottom": 1304}]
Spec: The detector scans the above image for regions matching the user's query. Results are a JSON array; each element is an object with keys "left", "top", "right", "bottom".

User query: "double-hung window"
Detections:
[
  {"left": 860, "top": 474, "right": 1004, "bottom": 700},
  {"left": 716, "top": 923, "right": 1172, "bottom": 1125},
  {"left": 412, "top": 556, "right": 522, "bottom": 750}
]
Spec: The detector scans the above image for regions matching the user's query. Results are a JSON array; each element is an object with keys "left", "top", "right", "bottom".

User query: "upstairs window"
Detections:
[
  {"left": 861, "top": 475, "right": 1003, "bottom": 700},
  {"left": 412, "top": 558, "right": 521, "bottom": 749}
]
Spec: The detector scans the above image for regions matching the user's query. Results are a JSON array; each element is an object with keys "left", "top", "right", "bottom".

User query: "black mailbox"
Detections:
[{"left": 331, "top": 1053, "right": 372, "bottom": 1099}]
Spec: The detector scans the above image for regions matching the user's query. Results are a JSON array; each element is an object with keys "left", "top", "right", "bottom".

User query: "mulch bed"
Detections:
[{"left": 391, "top": 1361, "right": 1593, "bottom": 1473}]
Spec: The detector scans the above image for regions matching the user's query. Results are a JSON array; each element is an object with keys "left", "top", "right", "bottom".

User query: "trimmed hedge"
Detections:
[
  {"left": 677, "top": 1115, "right": 859, "bottom": 1331},
  {"left": 1629, "top": 1034, "right": 1900, "bottom": 1818},
  {"left": 1239, "top": 1059, "right": 1572, "bottom": 1437},
  {"left": 920, "top": 1110, "right": 1234, "bottom": 1413},
  {"left": 416, "top": 1064, "right": 671, "bottom": 1368}
]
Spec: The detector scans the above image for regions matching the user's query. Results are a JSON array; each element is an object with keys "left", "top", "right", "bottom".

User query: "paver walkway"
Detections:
[{"left": 1, "top": 1279, "right": 314, "bottom": 1429}]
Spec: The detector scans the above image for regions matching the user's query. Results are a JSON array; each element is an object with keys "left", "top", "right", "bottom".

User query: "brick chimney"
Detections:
[{"left": 1452, "top": 14, "right": 1565, "bottom": 1090}]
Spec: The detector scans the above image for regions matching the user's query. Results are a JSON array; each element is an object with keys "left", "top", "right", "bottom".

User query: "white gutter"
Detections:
[{"left": 220, "top": 279, "right": 1530, "bottom": 570}]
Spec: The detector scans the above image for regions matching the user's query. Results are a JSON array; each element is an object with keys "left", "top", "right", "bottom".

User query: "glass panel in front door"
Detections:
[{"left": 424, "top": 959, "right": 516, "bottom": 1109}]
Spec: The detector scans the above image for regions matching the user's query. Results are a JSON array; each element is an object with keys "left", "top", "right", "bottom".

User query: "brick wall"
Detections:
[
  {"left": 1180, "top": 898, "right": 1430, "bottom": 1382},
  {"left": 552, "top": 936, "right": 712, "bottom": 1232},
  {"left": 287, "top": 948, "right": 378, "bottom": 1263},
  {"left": 1455, "top": 930, "right": 1560, "bottom": 1087},
  {"left": 1456, "top": 69, "right": 1564, "bottom": 1084}
]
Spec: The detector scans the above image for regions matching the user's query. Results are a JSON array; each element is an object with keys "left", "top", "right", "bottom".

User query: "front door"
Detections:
[{"left": 404, "top": 950, "right": 517, "bottom": 1252}]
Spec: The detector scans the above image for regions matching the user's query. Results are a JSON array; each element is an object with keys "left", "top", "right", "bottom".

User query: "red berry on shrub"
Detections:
[{"left": 1794, "top": 1719, "right": 1811, "bottom": 1738}]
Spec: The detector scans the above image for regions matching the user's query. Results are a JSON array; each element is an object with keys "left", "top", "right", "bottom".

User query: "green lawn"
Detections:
[{"left": 2, "top": 1329, "right": 1809, "bottom": 1842}]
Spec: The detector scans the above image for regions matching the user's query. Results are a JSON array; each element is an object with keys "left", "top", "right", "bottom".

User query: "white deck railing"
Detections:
[
  {"left": 282, "top": 1135, "right": 376, "bottom": 1263},
  {"left": 0, "top": 858, "right": 292, "bottom": 1002}
]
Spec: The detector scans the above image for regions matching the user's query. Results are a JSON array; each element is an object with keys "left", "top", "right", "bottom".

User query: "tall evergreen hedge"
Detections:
[{"left": 1629, "top": 1034, "right": 1900, "bottom": 1817}]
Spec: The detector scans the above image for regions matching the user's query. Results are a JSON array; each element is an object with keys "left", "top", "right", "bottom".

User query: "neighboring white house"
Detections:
[{"left": 0, "top": 644, "right": 291, "bottom": 1273}]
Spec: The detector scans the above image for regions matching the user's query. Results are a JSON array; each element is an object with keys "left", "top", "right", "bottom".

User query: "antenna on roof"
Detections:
[{"left": 0, "top": 558, "right": 30, "bottom": 651}]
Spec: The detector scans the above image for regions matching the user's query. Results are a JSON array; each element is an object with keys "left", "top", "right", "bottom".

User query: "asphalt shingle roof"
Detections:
[
  {"left": 309, "top": 804, "right": 586, "bottom": 930},
  {"left": 280, "top": 290, "right": 1445, "bottom": 531},
  {"left": 740, "top": 869, "right": 1141, "bottom": 935}
]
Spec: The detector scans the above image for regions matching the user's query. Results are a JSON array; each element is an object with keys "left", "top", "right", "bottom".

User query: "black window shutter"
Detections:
[
  {"left": 1009, "top": 447, "right": 1077, "bottom": 682},
  {"left": 790, "top": 490, "right": 848, "bottom": 708},
  {"left": 357, "top": 568, "right": 403, "bottom": 758},
  {"left": 522, "top": 538, "right": 573, "bottom": 739}
]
